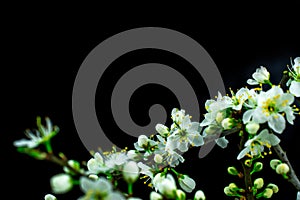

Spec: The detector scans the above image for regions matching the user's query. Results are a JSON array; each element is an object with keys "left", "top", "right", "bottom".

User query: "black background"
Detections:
[{"left": 3, "top": 4, "right": 300, "bottom": 200}]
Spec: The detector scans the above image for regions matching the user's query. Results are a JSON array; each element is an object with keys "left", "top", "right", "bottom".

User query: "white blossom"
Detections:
[
  {"left": 13, "top": 117, "right": 59, "bottom": 148},
  {"left": 242, "top": 86, "right": 295, "bottom": 133},
  {"left": 237, "top": 129, "right": 280, "bottom": 160},
  {"left": 247, "top": 66, "right": 270, "bottom": 85},
  {"left": 78, "top": 176, "right": 125, "bottom": 200}
]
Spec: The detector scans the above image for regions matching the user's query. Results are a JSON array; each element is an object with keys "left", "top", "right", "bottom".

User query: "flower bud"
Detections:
[
  {"left": 122, "top": 161, "right": 140, "bottom": 184},
  {"left": 216, "top": 111, "right": 226, "bottom": 124},
  {"left": 228, "top": 183, "right": 238, "bottom": 191},
  {"left": 276, "top": 163, "right": 290, "bottom": 175},
  {"left": 227, "top": 166, "right": 239, "bottom": 176},
  {"left": 254, "top": 178, "right": 264, "bottom": 189},
  {"left": 194, "top": 190, "right": 206, "bottom": 200},
  {"left": 251, "top": 162, "right": 263, "bottom": 174},
  {"left": 158, "top": 178, "right": 177, "bottom": 199},
  {"left": 178, "top": 175, "right": 196, "bottom": 193},
  {"left": 221, "top": 118, "right": 235, "bottom": 130},
  {"left": 155, "top": 124, "right": 169, "bottom": 137},
  {"left": 138, "top": 135, "right": 148, "bottom": 147},
  {"left": 44, "top": 194, "right": 57, "bottom": 200},
  {"left": 150, "top": 191, "right": 163, "bottom": 200},
  {"left": 50, "top": 173, "right": 73, "bottom": 194},
  {"left": 154, "top": 154, "right": 163, "bottom": 164},
  {"left": 224, "top": 186, "right": 234, "bottom": 196},
  {"left": 246, "top": 121, "right": 260, "bottom": 134},
  {"left": 176, "top": 189, "right": 186, "bottom": 200},
  {"left": 88, "top": 174, "right": 98, "bottom": 180},
  {"left": 267, "top": 183, "right": 279, "bottom": 193},
  {"left": 270, "top": 159, "right": 282, "bottom": 170},
  {"left": 262, "top": 188, "right": 273, "bottom": 198}
]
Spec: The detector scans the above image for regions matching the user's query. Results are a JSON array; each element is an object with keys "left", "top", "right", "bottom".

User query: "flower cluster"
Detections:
[{"left": 13, "top": 57, "right": 300, "bottom": 200}]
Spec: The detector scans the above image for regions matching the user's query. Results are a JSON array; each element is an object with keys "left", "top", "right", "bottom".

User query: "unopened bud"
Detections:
[
  {"left": 246, "top": 121, "right": 260, "bottom": 134},
  {"left": 227, "top": 166, "right": 239, "bottom": 176},
  {"left": 194, "top": 190, "right": 206, "bottom": 200},
  {"left": 251, "top": 162, "right": 263, "bottom": 174},
  {"left": 262, "top": 188, "right": 273, "bottom": 198},
  {"left": 270, "top": 159, "right": 282, "bottom": 170},
  {"left": 175, "top": 189, "right": 186, "bottom": 200},
  {"left": 155, "top": 124, "right": 169, "bottom": 137},
  {"left": 150, "top": 191, "right": 163, "bottom": 200},
  {"left": 254, "top": 178, "right": 264, "bottom": 189},
  {"left": 221, "top": 118, "right": 235, "bottom": 130},
  {"left": 138, "top": 135, "right": 148, "bottom": 147},
  {"left": 276, "top": 163, "right": 290, "bottom": 175},
  {"left": 154, "top": 154, "right": 163, "bottom": 164},
  {"left": 267, "top": 183, "right": 279, "bottom": 193}
]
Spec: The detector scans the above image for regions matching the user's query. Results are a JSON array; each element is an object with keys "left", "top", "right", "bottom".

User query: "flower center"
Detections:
[{"left": 262, "top": 98, "right": 278, "bottom": 116}]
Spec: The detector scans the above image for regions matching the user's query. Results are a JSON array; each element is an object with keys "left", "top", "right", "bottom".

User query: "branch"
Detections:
[{"left": 273, "top": 144, "right": 300, "bottom": 191}]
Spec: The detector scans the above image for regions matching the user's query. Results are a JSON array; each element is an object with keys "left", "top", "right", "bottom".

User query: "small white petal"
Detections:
[
  {"left": 268, "top": 114, "right": 285, "bottom": 134},
  {"left": 290, "top": 81, "right": 300, "bottom": 97}
]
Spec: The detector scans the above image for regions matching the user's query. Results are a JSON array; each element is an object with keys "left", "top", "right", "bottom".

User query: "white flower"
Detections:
[
  {"left": 247, "top": 66, "right": 270, "bottom": 85},
  {"left": 200, "top": 92, "right": 233, "bottom": 127},
  {"left": 122, "top": 161, "right": 140, "bottom": 184},
  {"left": 44, "top": 194, "right": 57, "bottom": 200},
  {"left": 87, "top": 149, "right": 129, "bottom": 175},
  {"left": 287, "top": 57, "right": 300, "bottom": 97},
  {"left": 290, "top": 81, "right": 300, "bottom": 97},
  {"left": 168, "top": 114, "right": 203, "bottom": 152},
  {"left": 237, "top": 129, "right": 280, "bottom": 160},
  {"left": 13, "top": 117, "right": 59, "bottom": 148},
  {"left": 242, "top": 86, "right": 295, "bottom": 133},
  {"left": 231, "top": 87, "right": 251, "bottom": 110},
  {"left": 297, "top": 191, "right": 300, "bottom": 200},
  {"left": 78, "top": 176, "right": 125, "bottom": 200},
  {"left": 171, "top": 108, "right": 186, "bottom": 124},
  {"left": 134, "top": 135, "right": 158, "bottom": 155},
  {"left": 194, "top": 190, "right": 206, "bottom": 200},
  {"left": 50, "top": 173, "right": 73, "bottom": 194},
  {"left": 178, "top": 175, "right": 196, "bottom": 193}
]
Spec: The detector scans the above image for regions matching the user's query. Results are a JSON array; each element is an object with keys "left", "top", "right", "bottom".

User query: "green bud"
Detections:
[
  {"left": 266, "top": 183, "right": 279, "bottom": 193},
  {"left": 254, "top": 178, "right": 264, "bottom": 189},
  {"left": 224, "top": 186, "right": 234, "bottom": 196},
  {"left": 251, "top": 162, "right": 263, "bottom": 175},
  {"left": 270, "top": 159, "right": 282, "bottom": 170},
  {"left": 262, "top": 188, "right": 273, "bottom": 198},
  {"left": 227, "top": 166, "right": 239, "bottom": 176},
  {"left": 229, "top": 183, "right": 238, "bottom": 191},
  {"left": 276, "top": 163, "right": 290, "bottom": 175}
]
